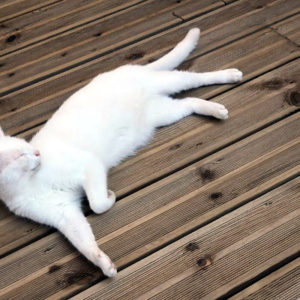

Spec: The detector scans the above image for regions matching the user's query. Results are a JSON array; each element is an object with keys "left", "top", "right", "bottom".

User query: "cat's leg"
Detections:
[
  {"left": 56, "top": 206, "right": 117, "bottom": 277},
  {"left": 146, "top": 28, "right": 200, "bottom": 71},
  {"left": 83, "top": 162, "right": 116, "bottom": 214},
  {"left": 22, "top": 198, "right": 117, "bottom": 277},
  {"left": 148, "top": 96, "right": 228, "bottom": 127},
  {"left": 152, "top": 69, "right": 242, "bottom": 94}
]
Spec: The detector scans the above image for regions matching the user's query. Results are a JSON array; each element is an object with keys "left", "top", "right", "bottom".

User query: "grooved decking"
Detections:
[{"left": 0, "top": 1, "right": 299, "bottom": 299}]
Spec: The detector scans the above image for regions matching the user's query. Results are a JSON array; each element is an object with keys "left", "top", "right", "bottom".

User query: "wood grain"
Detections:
[
  {"left": 0, "top": 1, "right": 299, "bottom": 298},
  {"left": 98, "top": 59, "right": 300, "bottom": 197},
  {"left": 0, "top": 53, "right": 299, "bottom": 257},
  {"left": 1, "top": 2, "right": 298, "bottom": 135},
  {"left": 71, "top": 178, "right": 300, "bottom": 299},
  {"left": 0, "top": 111, "right": 299, "bottom": 299},
  {"left": 0, "top": 0, "right": 151, "bottom": 56},
  {"left": 229, "top": 258, "right": 300, "bottom": 300},
  {"left": 1, "top": 0, "right": 299, "bottom": 96},
  {"left": 272, "top": 13, "right": 300, "bottom": 46},
  {"left": 0, "top": 0, "right": 224, "bottom": 93},
  {"left": 0, "top": 0, "right": 61, "bottom": 23}
]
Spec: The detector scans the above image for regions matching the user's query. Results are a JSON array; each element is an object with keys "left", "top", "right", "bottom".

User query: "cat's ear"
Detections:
[{"left": 0, "top": 126, "right": 4, "bottom": 138}]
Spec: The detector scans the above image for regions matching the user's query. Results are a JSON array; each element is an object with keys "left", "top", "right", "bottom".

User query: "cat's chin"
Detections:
[
  {"left": 31, "top": 163, "right": 40, "bottom": 172},
  {"left": 30, "top": 158, "right": 41, "bottom": 172}
]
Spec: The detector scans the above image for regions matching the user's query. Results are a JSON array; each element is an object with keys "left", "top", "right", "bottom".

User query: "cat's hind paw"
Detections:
[
  {"left": 224, "top": 68, "right": 243, "bottom": 83},
  {"left": 187, "top": 28, "right": 200, "bottom": 40},
  {"left": 186, "top": 28, "right": 200, "bottom": 47},
  {"left": 211, "top": 103, "right": 229, "bottom": 120}
]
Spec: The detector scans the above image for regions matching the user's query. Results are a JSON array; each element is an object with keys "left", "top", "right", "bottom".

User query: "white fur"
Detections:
[{"left": 0, "top": 28, "right": 242, "bottom": 277}]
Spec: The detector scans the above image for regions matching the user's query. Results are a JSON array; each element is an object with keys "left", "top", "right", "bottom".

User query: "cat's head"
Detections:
[{"left": 0, "top": 126, "right": 41, "bottom": 188}]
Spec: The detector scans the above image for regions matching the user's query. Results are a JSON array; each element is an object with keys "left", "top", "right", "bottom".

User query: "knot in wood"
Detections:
[
  {"left": 288, "top": 91, "right": 300, "bottom": 107},
  {"left": 197, "top": 255, "right": 212, "bottom": 268}
]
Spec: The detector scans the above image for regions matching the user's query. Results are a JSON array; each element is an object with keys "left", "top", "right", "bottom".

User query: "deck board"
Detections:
[
  {"left": 71, "top": 178, "right": 300, "bottom": 300},
  {"left": 1, "top": 0, "right": 299, "bottom": 115},
  {"left": 272, "top": 14, "right": 300, "bottom": 45},
  {"left": 0, "top": 52, "right": 299, "bottom": 257},
  {"left": 0, "top": 0, "right": 151, "bottom": 56},
  {"left": 0, "top": 0, "right": 299, "bottom": 299},
  {"left": 0, "top": 0, "right": 223, "bottom": 94},
  {"left": 0, "top": 112, "right": 299, "bottom": 298},
  {"left": 230, "top": 258, "right": 300, "bottom": 300},
  {"left": 0, "top": 0, "right": 61, "bottom": 23}
]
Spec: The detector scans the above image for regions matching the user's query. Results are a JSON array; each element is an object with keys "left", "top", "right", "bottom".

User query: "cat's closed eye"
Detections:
[{"left": 18, "top": 149, "right": 40, "bottom": 158}]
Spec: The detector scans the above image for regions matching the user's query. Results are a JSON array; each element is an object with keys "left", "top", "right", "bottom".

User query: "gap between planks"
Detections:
[
  {"left": 0, "top": 0, "right": 226, "bottom": 93},
  {"left": 0, "top": 0, "right": 62, "bottom": 23},
  {"left": 0, "top": 0, "right": 224, "bottom": 59},
  {"left": 0, "top": 55, "right": 299, "bottom": 258},
  {"left": 0, "top": 111, "right": 299, "bottom": 299},
  {"left": 70, "top": 178, "right": 300, "bottom": 300},
  {"left": 1, "top": 0, "right": 299, "bottom": 96},
  {"left": 1, "top": 4, "right": 299, "bottom": 136},
  {"left": 229, "top": 257, "right": 300, "bottom": 300}
]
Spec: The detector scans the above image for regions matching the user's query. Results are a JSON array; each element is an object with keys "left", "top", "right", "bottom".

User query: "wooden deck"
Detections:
[{"left": 0, "top": 0, "right": 299, "bottom": 299}]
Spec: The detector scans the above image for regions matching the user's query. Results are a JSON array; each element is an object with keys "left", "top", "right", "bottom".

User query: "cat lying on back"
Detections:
[{"left": 0, "top": 28, "right": 242, "bottom": 277}]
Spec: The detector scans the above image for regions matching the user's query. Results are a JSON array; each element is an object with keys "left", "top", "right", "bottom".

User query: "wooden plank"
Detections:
[
  {"left": 0, "top": 0, "right": 224, "bottom": 94},
  {"left": 1, "top": 0, "right": 298, "bottom": 97},
  {"left": 0, "top": 0, "right": 222, "bottom": 58},
  {"left": 70, "top": 60, "right": 300, "bottom": 196},
  {"left": 2, "top": 26, "right": 300, "bottom": 248},
  {"left": 0, "top": 53, "right": 299, "bottom": 257},
  {"left": 71, "top": 178, "right": 300, "bottom": 300},
  {"left": 0, "top": 111, "right": 299, "bottom": 299},
  {"left": 0, "top": 202, "right": 10, "bottom": 219},
  {"left": 1, "top": 0, "right": 299, "bottom": 133},
  {"left": 7, "top": 25, "right": 298, "bottom": 135},
  {"left": 0, "top": 1, "right": 297, "bottom": 299},
  {"left": 229, "top": 258, "right": 300, "bottom": 300},
  {"left": 0, "top": 0, "right": 150, "bottom": 55},
  {"left": 0, "top": 214, "right": 48, "bottom": 257},
  {"left": 272, "top": 14, "right": 300, "bottom": 46},
  {"left": 0, "top": 0, "right": 61, "bottom": 23},
  {"left": 15, "top": 28, "right": 299, "bottom": 142}
]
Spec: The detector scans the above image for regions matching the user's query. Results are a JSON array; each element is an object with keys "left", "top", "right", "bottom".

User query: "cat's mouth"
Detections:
[
  {"left": 31, "top": 163, "right": 40, "bottom": 172},
  {"left": 30, "top": 157, "right": 41, "bottom": 172}
]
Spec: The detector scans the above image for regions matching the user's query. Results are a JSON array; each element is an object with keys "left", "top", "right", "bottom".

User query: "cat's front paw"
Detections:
[
  {"left": 107, "top": 189, "right": 116, "bottom": 202},
  {"left": 98, "top": 251, "right": 118, "bottom": 278},
  {"left": 224, "top": 68, "right": 243, "bottom": 83},
  {"left": 103, "top": 261, "right": 117, "bottom": 278},
  {"left": 89, "top": 190, "right": 116, "bottom": 214}
]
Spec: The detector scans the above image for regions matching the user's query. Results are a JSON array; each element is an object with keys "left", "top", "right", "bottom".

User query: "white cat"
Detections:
[{"left": 0, "top": 28, "right": 242, "bottom": 277}]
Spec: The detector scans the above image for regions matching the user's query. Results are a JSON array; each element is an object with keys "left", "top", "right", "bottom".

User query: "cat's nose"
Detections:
[{"left": 34, "top": 150, "right": 40, "bottom": 157}]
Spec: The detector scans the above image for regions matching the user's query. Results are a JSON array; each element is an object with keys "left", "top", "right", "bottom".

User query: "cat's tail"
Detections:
[{"left": 146, "top": 28, "right": 200, "bottom": 71}]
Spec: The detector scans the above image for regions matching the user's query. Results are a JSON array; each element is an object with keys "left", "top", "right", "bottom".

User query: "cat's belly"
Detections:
[
  {"left": 32, "top": 79, "right": 155, "bottom": 169},
  {"left": 102, "top": 125, "right": 155, "bottom": 168}
]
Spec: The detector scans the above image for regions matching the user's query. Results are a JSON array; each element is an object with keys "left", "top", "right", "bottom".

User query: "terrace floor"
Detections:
[{"left": 0, "top": 0, "right": 299, "bottom": 299}]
